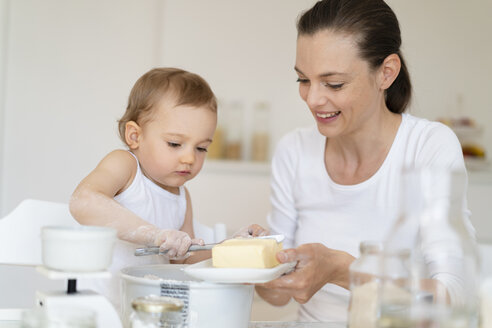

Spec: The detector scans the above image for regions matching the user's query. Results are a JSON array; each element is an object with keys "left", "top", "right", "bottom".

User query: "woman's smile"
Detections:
[{"left": 315, "top": 111, "right": 341, "bottom": 123}]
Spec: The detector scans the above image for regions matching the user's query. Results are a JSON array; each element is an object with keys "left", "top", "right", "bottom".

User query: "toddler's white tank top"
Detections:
[{"left": 82, "top": 151, "right": 187, "bottom": 313}]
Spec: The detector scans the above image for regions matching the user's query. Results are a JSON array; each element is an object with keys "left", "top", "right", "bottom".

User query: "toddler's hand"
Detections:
[
  {"left": 232, "top": 224, "right": 269, "bottom": 238},
  {"left": 153, "top": 230, "right": 203, "bottom": 258}
]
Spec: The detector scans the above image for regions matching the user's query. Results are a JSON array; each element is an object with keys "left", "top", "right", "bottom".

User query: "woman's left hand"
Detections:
[
  {"left": 232, "top": 224, "right": 269, "bottom": 238},
  {"left": 257, "top": 243, "right": 355, "bottom": 304}
]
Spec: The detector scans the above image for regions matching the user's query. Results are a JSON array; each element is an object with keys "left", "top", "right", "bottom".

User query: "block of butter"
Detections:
[{"left": 212, "top": 238, "right": 283, "bottom": 269}]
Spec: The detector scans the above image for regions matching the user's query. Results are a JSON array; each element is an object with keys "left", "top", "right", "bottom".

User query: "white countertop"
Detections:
[
  {"left": 249, "top": 323, "right": 345, "bottom": 328},
  {"left": 0, "top": 320, "right": 345, "bottom": 328}
]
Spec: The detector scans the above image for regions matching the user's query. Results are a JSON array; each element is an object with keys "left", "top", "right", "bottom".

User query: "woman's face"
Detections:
[{"left": 295, "top": 30, "right": 384, "bottom": 138}]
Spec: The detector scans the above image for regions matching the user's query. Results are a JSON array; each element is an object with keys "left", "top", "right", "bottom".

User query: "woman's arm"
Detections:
[{"left": 258, "top": 243, "right": 355, "bottom": 304}]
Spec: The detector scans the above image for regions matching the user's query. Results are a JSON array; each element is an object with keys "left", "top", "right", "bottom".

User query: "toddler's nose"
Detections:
[{"left": 180, "top": 149, "right": 195, "bottom": 165}]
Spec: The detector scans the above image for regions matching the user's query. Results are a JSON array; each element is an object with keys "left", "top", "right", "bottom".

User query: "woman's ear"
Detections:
[
  {"left": 125, "top": 121, "right": 141, "bottom": 149},
  {"left": 379, "top": 53, "right": 401, "bottom": 91}
]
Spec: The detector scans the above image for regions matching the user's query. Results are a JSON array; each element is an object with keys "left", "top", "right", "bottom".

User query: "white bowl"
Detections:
[
  {"left": 41, "top": 225, "right": 117, "bottom": 272},
  {"left": 120, "top": 264, "right": 254, "bottom": 328}
]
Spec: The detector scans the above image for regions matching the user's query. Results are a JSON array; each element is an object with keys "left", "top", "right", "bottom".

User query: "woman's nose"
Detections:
[{"left": 305, "top": 84, "right": 327, "bottom": 109}]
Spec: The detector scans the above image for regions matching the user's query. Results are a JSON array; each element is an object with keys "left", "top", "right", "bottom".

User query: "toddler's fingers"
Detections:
[
  {"left": 176, "top": 237, "right": 192, "bottom": 257},
  {"left": 166, "top": 247, "right": 177, "bottom": 258},
  {"left": 191, "top": 238, "right": 205, "bottom": 246}
]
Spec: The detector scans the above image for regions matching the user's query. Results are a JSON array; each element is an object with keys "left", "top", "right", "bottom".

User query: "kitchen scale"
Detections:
[{"left": 34, "top": 265, "right": 123, "bottom": 328}]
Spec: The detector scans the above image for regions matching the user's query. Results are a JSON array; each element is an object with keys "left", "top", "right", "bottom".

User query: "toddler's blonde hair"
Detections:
[{"left": 118, "top": 67, "right": 217, "bottom": 145}]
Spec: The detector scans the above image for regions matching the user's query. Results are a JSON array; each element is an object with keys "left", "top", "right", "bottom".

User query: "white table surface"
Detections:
[
  {"left": 249, "top": 322, "right": 345, "bottom": 328},
  {"left": 0, "top": 320, "right": 345, "bottom": 328}
]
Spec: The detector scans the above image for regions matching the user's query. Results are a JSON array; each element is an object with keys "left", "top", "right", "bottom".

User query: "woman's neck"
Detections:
[{"left": 325, "top": 111, "right": 402, "bottom": 185}]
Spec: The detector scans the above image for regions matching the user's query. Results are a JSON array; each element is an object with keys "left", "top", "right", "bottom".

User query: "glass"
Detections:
[
  {"left": 130, "top": 295, "right": 184, "bottom": 328},
  {"left": 378, "top": 169, "right": 480, "bottom": 328},
  {"left": 348, "top": 241, "right": 384, "bottom": 328},
  {"left": 481, "top": 278, "right": 492, "bottom": 328},
  {"left": 21, "top": 307, "right": 96, "bottom": 328}
]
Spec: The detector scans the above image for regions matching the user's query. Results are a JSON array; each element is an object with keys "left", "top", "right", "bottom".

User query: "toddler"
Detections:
[{"left": 69, "top": 67, "right": 217, "bottom": 308}]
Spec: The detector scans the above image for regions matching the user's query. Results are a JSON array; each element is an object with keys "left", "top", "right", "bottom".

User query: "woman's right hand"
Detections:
[
  {"left": 257, "top": 243, "right": 355, "bottom": 304},
  {"left": 153, "top": 229, "right": 204, "bottom": 258}
]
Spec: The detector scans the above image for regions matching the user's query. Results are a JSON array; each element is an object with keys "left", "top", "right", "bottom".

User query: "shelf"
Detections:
[
  {"left": 202, "top": 160, "right": 270, "bottom": 176},
  {"left": 468, "top": 168, "right": 492, "bottom": 184},
  {"left": 465, "top": 157, "right": 490, "bottom": 172},
  {"left": 200, "top": 160, "right": 492, "bottom": 182},
  {"left": 452, "top": 125, "right": 484, "bottom": 142}
]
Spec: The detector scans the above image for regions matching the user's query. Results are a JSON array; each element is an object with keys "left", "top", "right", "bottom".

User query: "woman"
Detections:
[{"left": 254, "top": 0, "right": 471, "bottom": 322}]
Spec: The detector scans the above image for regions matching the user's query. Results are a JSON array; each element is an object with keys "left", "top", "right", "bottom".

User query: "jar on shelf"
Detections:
[
  {"left": 250, "top": 101, "right": 270, "bottom": 162},
  {"left": 130, "top": 295, "right": 184, "bottom": 328},
  {"left": 348, "top": 241, "right": 383, "bottom": 328},
  {"left": 207, "top": 99, "right": 226, "bottom": 159},
  {"left": 224, "top": 101, "right": 244, "bottom": 160}
]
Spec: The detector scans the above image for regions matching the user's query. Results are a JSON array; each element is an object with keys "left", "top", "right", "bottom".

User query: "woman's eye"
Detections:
[
  {"left": 197, "top": 147, "right": 208, "bottom": 153},
  {"left": 296, "top": 78, "right": 309, "bottom": 84},
  {"left": 167, "top": 142, "right": 181, "bottom": 148},
  {"left": 322, "top": 82, "right": 344, "bottom": 90}
]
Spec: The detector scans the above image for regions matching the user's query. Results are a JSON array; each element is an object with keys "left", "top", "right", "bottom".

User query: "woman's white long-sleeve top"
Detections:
[{"left": 267, "top": 113, "right": 475, "bottom": 322}]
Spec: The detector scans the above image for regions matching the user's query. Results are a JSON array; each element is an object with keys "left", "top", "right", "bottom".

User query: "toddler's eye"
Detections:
[
  {"left": 296, "top": 78, "right": 309, "bottom": 84},
  {"left": 167, "top": 142, "right": 181, "bottom": 148},
  {"left": 197, "top": 147, "right": 208, "bottom": 152}
]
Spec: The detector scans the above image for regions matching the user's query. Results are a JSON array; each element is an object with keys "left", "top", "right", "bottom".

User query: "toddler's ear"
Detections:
[{"left": 125, "top": 121, "right": 141, "bottom": 149}]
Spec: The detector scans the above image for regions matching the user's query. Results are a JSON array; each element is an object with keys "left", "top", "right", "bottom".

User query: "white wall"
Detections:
[
  {"left": 159, "top": 0, "right": 316, "bottom": 152},
  {"left": 388, "top": 0, "right": 492, "bottom": 152},
  {"left": 0, "top": 0, "right": 162, "bottom": 214},
  {"left": 0, "top": 0, "right": 8, "bottom": 215}
]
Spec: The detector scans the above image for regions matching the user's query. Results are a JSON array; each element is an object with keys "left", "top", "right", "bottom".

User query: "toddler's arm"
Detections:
[{"left": 69, "top": 150, "right": 196, "bottom": 257}]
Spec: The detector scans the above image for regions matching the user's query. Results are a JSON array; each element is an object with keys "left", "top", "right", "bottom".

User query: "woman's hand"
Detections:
[
  {"left": 257, "top": 243, "right": 355, "bottom": 304},
  {"left": 232, "top": 224, "right": 269, "bottom": 238}
]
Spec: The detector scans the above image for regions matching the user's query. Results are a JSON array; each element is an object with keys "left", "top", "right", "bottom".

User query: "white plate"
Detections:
[{"left": 183, "top": 259, "right": 296, "bottom": 284}]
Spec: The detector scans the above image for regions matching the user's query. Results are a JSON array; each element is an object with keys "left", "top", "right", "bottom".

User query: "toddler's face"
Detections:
[{"left": 134, "top": 99, "right": 217, "bottom": 194}]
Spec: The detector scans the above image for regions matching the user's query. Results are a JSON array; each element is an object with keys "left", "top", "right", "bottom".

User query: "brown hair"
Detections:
[
  {"left": 118, "top": 67, "right": 217, "bottom": 145},
  {"left": 297, "top": 0, "right": 412, "bottom": 114}
]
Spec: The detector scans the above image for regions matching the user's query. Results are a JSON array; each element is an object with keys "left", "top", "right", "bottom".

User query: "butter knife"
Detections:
[{"left": 134, "top": 234, "right": 284, "bottom": 256}]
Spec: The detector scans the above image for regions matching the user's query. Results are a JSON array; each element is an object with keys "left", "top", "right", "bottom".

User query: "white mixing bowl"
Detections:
[
  {"left": 41, "top": 225, "right": 117, "bottom": 272},
  {"left": 120, "top": 264, "right": 254, "bottom": 328}
]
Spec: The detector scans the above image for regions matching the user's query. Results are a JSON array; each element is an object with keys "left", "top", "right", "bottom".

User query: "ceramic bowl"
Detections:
[{"left": 41, "top": 225, "right": 117, "bottom": 272}]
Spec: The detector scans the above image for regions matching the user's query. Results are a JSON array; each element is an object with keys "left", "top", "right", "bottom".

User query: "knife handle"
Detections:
[{"left": 134, "top": 244, "right": 215, "bottom": 256}]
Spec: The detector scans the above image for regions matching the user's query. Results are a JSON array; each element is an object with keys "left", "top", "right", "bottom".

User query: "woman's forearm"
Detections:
[
  {"left": 255, "top": 285, "right": 292, "bottom": 306},
  {"left": 324, "top": 248, "right": 355, "bottom": 290}
]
